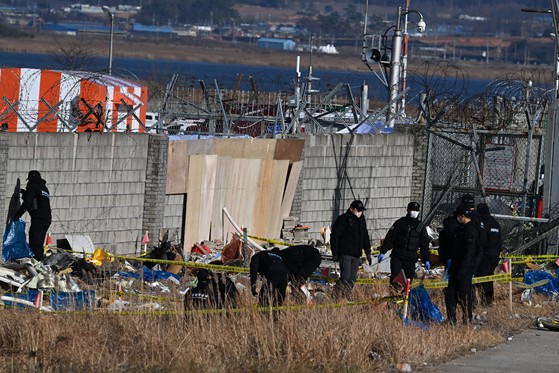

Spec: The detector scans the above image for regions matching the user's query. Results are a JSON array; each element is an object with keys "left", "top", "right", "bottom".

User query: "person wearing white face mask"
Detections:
[
  {"left": 330, "top": 199, "right": 372, "bottom": 301},
  {"left": 379, "top": 202, "right": 431, "bottom": 291}
]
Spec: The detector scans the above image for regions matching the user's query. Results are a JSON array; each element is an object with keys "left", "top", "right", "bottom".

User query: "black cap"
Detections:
[
  {"left": 461, "top": 194, "right": 475, "bottom": 208},
  {"left": 407, "top": 202, "right": 420, "bottom": 211},
  {"left": 350, "top": 200, "right": 367, "bottom": 211},
  {"left": 477, "top": 203, "right": 490, "bottom": 216},
  {"left": 27, "top": 170, "right": 41, "bottom": 180},
  {"left": 456, "top": 204, "right": 472, "bottom": 217}
]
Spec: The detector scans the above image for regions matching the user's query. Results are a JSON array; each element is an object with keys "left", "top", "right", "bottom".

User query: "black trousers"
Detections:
[
  {"left": 258, "top": 269, "right": 288, "bottom": 308},
  {"left": 445, "top": 275, "right": 473, "bottom": 323},
  {"left": 475, "top": 255, "right": 499, "bottom": 306},
  {"left": 389, "top": 256, "right": 416, "bottom": 287},
  {"left": 29, "top": 218, "right": 50, "bottom": 261}
]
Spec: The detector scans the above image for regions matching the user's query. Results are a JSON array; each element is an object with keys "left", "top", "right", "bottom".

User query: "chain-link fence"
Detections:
[{"left": 416, "top": 62, "right": 558, "bottom": 255}]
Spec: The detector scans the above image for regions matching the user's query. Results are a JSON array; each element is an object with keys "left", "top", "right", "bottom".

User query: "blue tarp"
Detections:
[
  {"left": 524, "top": 270, "right": 559, "bottom": 295},
  {"left": 117, "top": 266, "right": 181, "bottom": 282}
]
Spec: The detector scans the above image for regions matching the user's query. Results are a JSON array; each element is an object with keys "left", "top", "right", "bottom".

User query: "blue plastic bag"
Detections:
[
  {"left": 50, "top": 290, "right": 96, "bottom": 311},
  {"left": 2, "top": 219, "right": 33, "bottom": 262},
  {"left": 409, "top": 285, "right": 445, "bottom": 323},
  {"left": 524, "top": 270, "right": 558, "bottom": 295}
]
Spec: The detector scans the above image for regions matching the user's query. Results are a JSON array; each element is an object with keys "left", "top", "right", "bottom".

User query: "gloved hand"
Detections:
[
  {"left": 446, "top": 259, "right": 452, "bottom": 269},
  {"left": 366, "top": 253, "right": 372, "bottom": 266},
  {"left": 332, "top": 255, "right": 339, "bottom": 262},
  {"left": 251, "top": 284, "right": 258, "bottom": 297},
  {"left": 377, "top": 253, "right": 384, "bottom": 263},
  {"left": 425, "top": 261, "right": 431, "bottom": 270}
]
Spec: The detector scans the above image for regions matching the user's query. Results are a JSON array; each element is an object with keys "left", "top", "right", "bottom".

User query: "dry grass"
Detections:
[{"left": 0, "top": 279, "right": 555, "bottom": 373}]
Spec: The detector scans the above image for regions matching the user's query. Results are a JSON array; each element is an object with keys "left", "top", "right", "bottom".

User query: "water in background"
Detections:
[{"left": 0, "top": 51, "right": 491, "bottom": 102}]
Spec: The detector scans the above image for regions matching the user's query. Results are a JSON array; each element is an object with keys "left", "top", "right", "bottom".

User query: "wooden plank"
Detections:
[
  {"left": 183, "top": 154, "right": 217, "bottom": 252},
  {"left": 279, "top": 160, "right": 303, "bottom": 222},
  {"left": 222, "top": 158, "right": 242, "bottom": 243},
  {"left": 166, "top": 140, "right": 189, "bottom": 194},
  {"left": 241, "top": 158, "right": 262, "bottom": 234},
  {"left": 252, "top": 159, "right": 274, "bottom": 238},
  {"left": 214, "top": 138, "right": 276, "bottom": 159},
  {"left": 267, "top": 160, "right": 290, "bottom": 239},
  {"left": 198, "top": 155, "right": 217, "bottom": 243},
  {"left": 210, "top": 156, "right": 231, "bottom": 242},
  {"left": 274, "top": 138, "right": 305, "bottom": 162}
]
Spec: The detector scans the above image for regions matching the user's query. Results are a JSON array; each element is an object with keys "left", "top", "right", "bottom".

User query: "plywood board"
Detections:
[
  {"left": 252, "top": 159, "right": 289, "bottom": 239},
  {"left": 214, "top": 138, "right": 277, "bottom": 159},
  {"left": 239, "top": 158, "right": 262, "bottom": 234},
  {"left": 252, "top": 159, "right": 274, "bottom": 237},
  {"left": 279, "top": 160, "right": 303, "bottom": 222},
  {"left": 210, "top": 156, "right": 232, "bottom": 242},
  {"left": 183, "top": 154, "right": 217, "bottom": 252},
  {"left": 267, "top": 160, "right": 290, "bottom": 239},
  {"left": 186, "top": 139, "right": 215, "bottom": 155},
  {"left": 274, "top": 139, "right": 305, "bottom": 163},
  {"left": 166, "top": 140, "right": 189, "bottom": 194},
  {"left": 198, "top": 155, "right": 217, "bottom": 243}
]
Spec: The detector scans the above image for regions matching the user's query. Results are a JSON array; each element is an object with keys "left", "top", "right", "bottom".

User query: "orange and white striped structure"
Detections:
[{"left": 0, "top": 68, "right": 147, "bottom": 132}]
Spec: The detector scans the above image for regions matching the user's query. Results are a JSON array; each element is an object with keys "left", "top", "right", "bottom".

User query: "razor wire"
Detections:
[{"left": 418, "top": 62, "right": 558, "bottom": 255}]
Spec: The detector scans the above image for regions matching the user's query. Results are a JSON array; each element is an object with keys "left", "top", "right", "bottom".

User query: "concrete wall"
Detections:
[
  {"left": 1, "top": 129, "right": 424, "bottom": 254},
  {"left": 293, "top": 130, "right": 417, "bottom": 245},
  {"left": 0, "top": 132, "right": 161, "bottom": 254}
]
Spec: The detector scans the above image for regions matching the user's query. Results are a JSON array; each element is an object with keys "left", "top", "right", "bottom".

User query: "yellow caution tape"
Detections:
[
  {"left": 247, "top": 234, "right": 297, "bottom": 247},
  {"left": 511, "top": 278, "right": 550, "bottom": 289}
]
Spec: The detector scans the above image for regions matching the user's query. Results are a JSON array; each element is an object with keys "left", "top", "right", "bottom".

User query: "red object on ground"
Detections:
[
  {"left": 45, "top": 232, "right": 53, "bottom": 245},
  {"left": 142, "top": 231, "right": 150, "bottom": 245}
]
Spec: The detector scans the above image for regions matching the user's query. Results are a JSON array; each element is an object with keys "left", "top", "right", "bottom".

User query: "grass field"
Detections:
[{"left": 0, "top": 278, "right": 553, "bottom": 372}]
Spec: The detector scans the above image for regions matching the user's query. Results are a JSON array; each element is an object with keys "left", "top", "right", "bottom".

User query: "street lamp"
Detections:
[
  {"left": 102, "top": 6, "right": 114, "bottom": 75},
  {"left": 387, "top": 7, "right": 426, "bottom": 128}
]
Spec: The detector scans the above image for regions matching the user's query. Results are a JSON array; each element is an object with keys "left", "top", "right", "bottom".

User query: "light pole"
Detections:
[
  {"left": 387, "top": 7, "right": 425, "bottom": 128},
  {"left": 102, "top": 6, "right": 114, "bottom": 75}
]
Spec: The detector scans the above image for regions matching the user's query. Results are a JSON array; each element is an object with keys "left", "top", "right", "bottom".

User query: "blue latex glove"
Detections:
[
  {"left": 377, "top": 253, "right": 384, "bottom": 263},
  {"left": 446, "top": 259, "right": 452, "bottom": 268},
  {"left": 425, "top": 261, "right": 431, "bottom": 270}
]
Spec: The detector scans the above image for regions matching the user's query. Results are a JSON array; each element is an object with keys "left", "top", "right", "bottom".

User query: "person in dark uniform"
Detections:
[
  {"left": 445, "top": 204, "right": 481, "bottom": 324},
  {"left": 439, "top": 208, "right": 460, "bottom": 271},
  {"left": 379, "top": 202, "right": 431, "bottom": 289},
  {"left": 330, "top": 200, "right": 372, "bottom": 300},
  {"left": 13, "top": 170, "right": 52, "bottom": 261},
  {"left": 250, "top": 250, "right": 289, "bottom": 308},
  {"left": 273, "top": 245, "right": 322, "bottom": 303},
  {"left": 273, "top": 244, "right": 322, "bottom": 286},
  {"left": 474, "top": 203, "right": 503, "bottom": 306}
]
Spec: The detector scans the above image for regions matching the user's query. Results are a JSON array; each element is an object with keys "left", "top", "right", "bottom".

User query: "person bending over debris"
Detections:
[
  {"left": 272, "top": 245, "right": 322, "bottom": 302},
  {"left": 250, "top": 250, "right": 289, "bottom": 308},
  {"left": 330, "top": 200, "right": 372, "bottom": 300},
  {"left": 13, "top": 170, "right": 51, "bottom": 261},
  {"left": 184, "top": 269, "right": 239, "bottom": 311}
]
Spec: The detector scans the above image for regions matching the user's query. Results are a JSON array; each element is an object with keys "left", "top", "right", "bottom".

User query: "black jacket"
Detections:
[
  {"left": 330, "top": 210, "right": 371, "bottom": 258},
  {"left": 479, "top": 214, "right": 502, "bottom": 259},
  {"left": 439, "top": 213, "right": 460, "bottom": 265},
  {"left": 380, "top": 214, "right": 430, "bottom": 262},
  {"left": 449, "top": 220, "right": 480, "bottom": 280},
  {"left": 249, "top": 251, "right": 289, "bottom": 287},
  {"left": 14, "top": 178, "right": 51, "bottom": 223},
  {"left": 276, "top": 245, "right": 322, "bottom": 280}
]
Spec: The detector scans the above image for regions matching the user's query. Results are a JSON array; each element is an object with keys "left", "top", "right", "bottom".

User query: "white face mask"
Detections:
[{"left": 409, "top": 210, "right": 419, "bottom": 219}]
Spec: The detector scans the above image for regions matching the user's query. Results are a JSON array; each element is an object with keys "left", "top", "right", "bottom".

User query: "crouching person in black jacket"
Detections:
[
  {"left": 250, "top": 250, "right": 289, "bottom": 309},
  {"left": 273, "top": 245, "right": 322, "bottom": 303}
]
